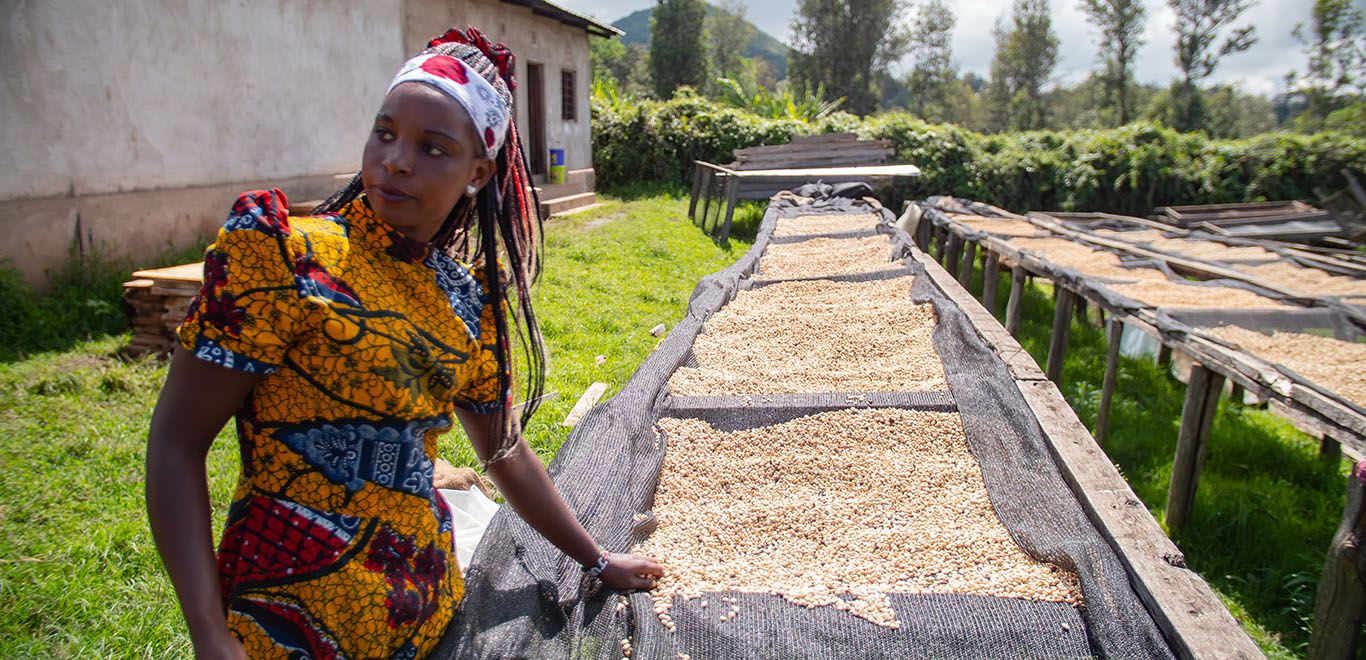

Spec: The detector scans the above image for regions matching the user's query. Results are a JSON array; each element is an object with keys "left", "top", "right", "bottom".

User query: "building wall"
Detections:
[
  {"left": 0, "top": 0, "right": 597, "bottom": 286},
  {"left": 403, "top": 0, "right": 594, "bottom": 172},
  {"left": 0, "top": 0, "right": 404, "bottom": 285}
]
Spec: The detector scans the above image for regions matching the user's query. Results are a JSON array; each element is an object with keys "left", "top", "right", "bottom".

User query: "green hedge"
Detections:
[{"left": 591, "top": 90, "right": 1366, "bottom": 215}]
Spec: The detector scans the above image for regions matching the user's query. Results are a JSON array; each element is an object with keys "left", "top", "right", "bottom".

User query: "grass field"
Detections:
[{"left": 0, "top": 187, "right": 1351, "bottom": 657}]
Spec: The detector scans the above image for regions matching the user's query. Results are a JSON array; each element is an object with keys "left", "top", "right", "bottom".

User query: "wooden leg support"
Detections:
[
  {"left": 917, "top": 215, "right": 932, "bottom": 250},
  {"left": 1322, "top": 437, "right": 1344, "bottom": 463},
  {"left": 1005, "top": 265, "right": 1026, "bottom": 336},
  {"left": 1157, "top": 344, "right": 1173, "bottom": 370},
  {"left": 1096, "top": 317, "right": 1124, "bottom": 447},
  {"left": 1046, "top": 288, "right": 1076, "bottom": 383},
  {"left": 958, "top": 240, "right": 978, "bottom": 286},
  {"left": 699, "top": 169, "right": 715, "bottom": 229},
  {"left": 1307, "top": 461, "right": 1365, "bottom": 660},
  {"left": 1166, "top": 364, "right": 1226, "bottom": 531},
  {"left": 982, "top": 250, "right": 999, "bottom": 315},
  {"left": 708, "top": 175, "right": 726, "bottom": 235},
  {"left": 945, "top": 234, "right": 963, "bottom": 271},
  {"left": 718, "top": 177, "right": 740, "bottom": 244},
  {"left": 688, "top": 165, "right": 702, "bottom": 219}
]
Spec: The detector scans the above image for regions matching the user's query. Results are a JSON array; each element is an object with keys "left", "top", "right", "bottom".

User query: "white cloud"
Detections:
[{"left": 559, "top": 0, "right": 1313, "bottom": 96}]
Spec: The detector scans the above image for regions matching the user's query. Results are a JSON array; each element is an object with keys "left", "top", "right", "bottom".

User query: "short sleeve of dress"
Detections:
[
  {"left": 176, "top": 189, "right": 306, "bottom": 375},
  {"left": 452, "top": 262, "right": 509, "bottom": 415}
]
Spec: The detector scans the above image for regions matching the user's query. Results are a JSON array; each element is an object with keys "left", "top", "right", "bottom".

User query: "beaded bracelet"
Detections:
[{"left": 583, "top": 546, "right": 610, "bottom": 578}]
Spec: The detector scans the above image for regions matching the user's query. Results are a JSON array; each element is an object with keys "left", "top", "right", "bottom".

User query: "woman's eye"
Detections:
[
  {"left": 424, "top": 143, "right": 446, "bottom": 157},
  {"left": 373, "top": 127, "right": 393, "bottom": 141}
]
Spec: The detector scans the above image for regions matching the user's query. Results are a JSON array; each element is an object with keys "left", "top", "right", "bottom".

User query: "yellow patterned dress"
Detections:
[{"left": 176, "top": 189, "right": 504, "bottom": 659}]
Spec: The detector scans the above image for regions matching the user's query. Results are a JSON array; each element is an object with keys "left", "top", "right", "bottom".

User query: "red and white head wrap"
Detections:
[{"left": 387, "top": 53, "right": 511, "bottom": 158}]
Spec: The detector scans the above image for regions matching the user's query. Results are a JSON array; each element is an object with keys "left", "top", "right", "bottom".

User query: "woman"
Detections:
[{"left": 145, "top": 27, "right": 662, "bottom": 659}]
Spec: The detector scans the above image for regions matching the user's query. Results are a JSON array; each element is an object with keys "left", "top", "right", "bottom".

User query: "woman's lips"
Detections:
[{"left": 373, "top": 184, "right": 413, "bottom": 203}]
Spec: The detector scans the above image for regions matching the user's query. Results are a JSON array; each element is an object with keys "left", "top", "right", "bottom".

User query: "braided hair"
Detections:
[{"left": 312, "top": 27, "right": 545, "bottom": 466}]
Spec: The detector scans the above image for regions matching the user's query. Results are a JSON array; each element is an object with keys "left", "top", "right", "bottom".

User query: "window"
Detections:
[{"left": 561, "top": 70, "right": 576, "bottom": 121}]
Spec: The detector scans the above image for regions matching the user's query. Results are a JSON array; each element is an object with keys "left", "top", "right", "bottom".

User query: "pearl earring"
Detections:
[{"left": 465, "top": 184, "right": 478, "bottom": 196}]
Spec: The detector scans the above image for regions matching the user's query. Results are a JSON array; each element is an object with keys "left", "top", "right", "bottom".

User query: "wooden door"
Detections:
[{"left": 526, "top": 62, "right": 547, "bottom": 176}]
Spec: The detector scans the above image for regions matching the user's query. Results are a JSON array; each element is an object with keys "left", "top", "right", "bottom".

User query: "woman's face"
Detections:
[{"left": 361, "top": 81, "right": 495, "bottom": 242}]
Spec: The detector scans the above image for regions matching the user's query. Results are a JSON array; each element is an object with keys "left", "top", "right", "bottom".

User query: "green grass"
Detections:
[
  {"left": 0, "top": 187, "right": 748, "bottom": 657},
  {"left": 0, "top": 244, "right": 209, "bottom": 363},
  {"left": 0, "top": 190, "right": 1352, "bottom": 657},
  {"left": 941, "top": 246, "right": 1356, "bottom": 659}
]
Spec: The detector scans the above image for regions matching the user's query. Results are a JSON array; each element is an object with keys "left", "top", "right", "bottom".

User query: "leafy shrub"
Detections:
[{"left": 591, "top": 88, "right": 1366, "bottom": 214}]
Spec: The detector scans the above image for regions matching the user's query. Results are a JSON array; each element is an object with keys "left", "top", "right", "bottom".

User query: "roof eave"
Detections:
[{"left": 499, "top": 0, "right": 624, "bottom": 38}]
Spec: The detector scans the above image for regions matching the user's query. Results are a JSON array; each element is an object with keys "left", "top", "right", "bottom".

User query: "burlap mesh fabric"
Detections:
[{"left": 432, "top": 195, "right": 1175, "bottom": 659}]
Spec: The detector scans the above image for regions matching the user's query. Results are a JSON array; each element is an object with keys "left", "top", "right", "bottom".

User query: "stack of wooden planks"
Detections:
[{"left": 122, "top": 262, "right": 204, "bottom": 356}]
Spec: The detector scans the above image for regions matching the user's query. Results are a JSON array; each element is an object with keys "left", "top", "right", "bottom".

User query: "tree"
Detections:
[
  {"left": 590, "top": 37, "right": 651, "bottom": 96},
  {"left": 705, "top": 0, "right": 756, "bottom": 93},
  {"left": 904, "top": 0, "right": 958, "bottom": 121},
  {"left": 1078, "top": 0, "right": 1147, "bottom": 124},
  {"left": 1286, "top": 0, "right": 1365, "bottom": 123},
  {"left": 789, "top": 0, "right": 913, "bottom": 115},
  {"left": 1167, "top": 0, "right": 1258, "bottom": 132},
  {"left": 650, "top": 0, "right": 708, "bottom": 98},
  {"left": 1203, "top": 84, "right": 1277, "bottom": 137},
  {"left": 985, "top": 0, "right": 1060, "bottom": 131}
]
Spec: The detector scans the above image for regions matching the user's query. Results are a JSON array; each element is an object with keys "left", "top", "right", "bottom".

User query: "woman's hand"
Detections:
[
  {"left": 193, "top": 629, "right": 248, "bottom": 660},
  {"left": 598, "top": 552, "right": 665, "bottom": 592}
]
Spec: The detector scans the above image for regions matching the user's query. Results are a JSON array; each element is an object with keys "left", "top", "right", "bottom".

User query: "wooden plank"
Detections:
[
  {"left": 1046, "top": 288, "right": 1076, "bottom": 383},
  {"left": 957, "top": 239, "right": 978, "bottom": 286},
  {"left": 561, "top": 382, "right": 608, "bottom": 427},
  {"left": 132, "top": 262, "right": 204, "bottom": 282},
  {"left": 734, "top": 144, "right": 889, "bottom": 160},
  {"left": 1287, "top": 383, "right": 1366, "bottom": 438},
  {"left": 784, "top": 131, "right": 860, "bottom": 143},
  {"left": 982, "top": 248, "right": 999, "bottom": 314},
  {"left": 734, "top": 143, "right": 892, "bottom": 161},
  {"left": 1307, "top": 463, "right": 1366, "bottom": 660},
  {"left": 1096, "top": 318, "right": 1124, "bottom": 447},
  {"left": 729, "top": 164, "right": 920, "bottom": 178},
  {"left": 1166, "top": 365, "right": 1226, "bottom": 531},
  {"left": 1018, "top": 380, "right": 1263, "bottom": 659},
  {"left": 1006, "top": 265, "right": 1026, "bottom": 337}
]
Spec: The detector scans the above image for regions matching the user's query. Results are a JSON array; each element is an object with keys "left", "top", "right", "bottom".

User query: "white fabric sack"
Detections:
[{"left": 440, "top": 486, "right": 501, "bottom": 575}]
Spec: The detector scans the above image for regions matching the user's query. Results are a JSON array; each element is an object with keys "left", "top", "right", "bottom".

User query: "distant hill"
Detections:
[{"left": 612, "top": 4, "right": 790, "bottom": 81}]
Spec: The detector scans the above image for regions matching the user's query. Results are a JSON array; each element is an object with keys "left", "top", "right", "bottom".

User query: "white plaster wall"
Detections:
[
  {"left": 403, "top": 0, "right": 594, "bottom": 171},
  {"left": 0, "top": 0, "right": 405, "bottom": 202}
]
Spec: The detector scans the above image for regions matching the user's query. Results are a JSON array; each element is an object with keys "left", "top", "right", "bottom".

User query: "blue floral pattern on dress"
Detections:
[
  {"left": 191, "top": 336, "right": 278, "bottom": 374},
  {"left": 425, "top": 251, "right": 486, "bottom": 341},
  {"left": 275, "top": 417, "right": 448, "bottom": 497}
]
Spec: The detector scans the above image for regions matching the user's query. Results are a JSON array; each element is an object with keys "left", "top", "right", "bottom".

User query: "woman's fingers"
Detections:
[
  {"left": 629, "top": 572, "right": 658, "bottom": 590},
  {"left": 617, "top": 553, "right": 665, "bottom": 577}
]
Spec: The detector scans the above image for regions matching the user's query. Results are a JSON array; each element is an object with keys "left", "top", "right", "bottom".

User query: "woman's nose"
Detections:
[{"left": 383, "top": 145, "right": 413, "bottom": 175}]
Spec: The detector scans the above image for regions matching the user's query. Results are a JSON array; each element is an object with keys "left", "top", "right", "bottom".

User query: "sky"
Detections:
[{"left": 559, "top": 0, "right": 1335, "bottom": 97}]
